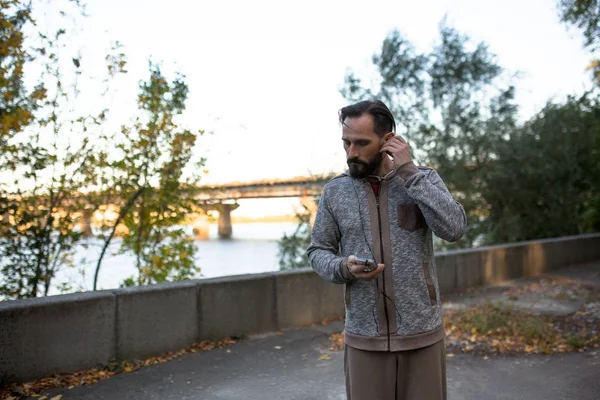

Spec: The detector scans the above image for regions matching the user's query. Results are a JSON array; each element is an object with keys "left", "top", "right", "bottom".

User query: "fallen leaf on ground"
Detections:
[
  {"left": 443, "top": 281, "right": 600, "bottom": 356},
  {"left": 0, "top": 336, "right": 240, "bottom": 399},
  {"left": 328, "top": 332, "right": 345, "bottom": 351},
  {"left": 319, "top": 354, "right": 332, "bottom": 360}
]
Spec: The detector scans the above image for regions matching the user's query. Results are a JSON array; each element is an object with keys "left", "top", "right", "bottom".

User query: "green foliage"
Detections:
[
  {"left": 482, "top": 94, "right": 600, "bottom": 243},
  {"left": 92, "top": 63, "right": 203, "bottom": 289},
  {"left": 120, "top": 228, "right": 198, "bottom": 287},
  {"left": 278, "top": 201, "right": 316, "bottom": 270},
  {"left": 558, "top": 0, "right": 600, "bottom": 83},
  {"left": 1, "top": 1, "right": 207, "bottom": 299},
  {"left": 0, "top": 1, "right": 38, "bottom": 144},
  {"left": 469, "top": 303, "right": 510, "bottom": 333},
  {"left": 341, "top": 21, "right": 518, "bottom": 248},
  {"left": 341, "top": 20, "right": 600, "bottom": 248},
  {"left": 0, "top": 1, "right": 104, "bottom": 299},
  {"left": 521, "top": 316, "right": 553, "bottom": 342},
  {"left": 566, "top": 334, "right": 586, "bottom": 348},
  {"left": 558, "top": 0, "right": 600, "bottom": 49}
]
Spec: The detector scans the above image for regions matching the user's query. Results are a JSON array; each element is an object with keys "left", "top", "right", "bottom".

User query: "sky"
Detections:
[{"left": 39, "top": 0, "right": 593, "bottom": 217}]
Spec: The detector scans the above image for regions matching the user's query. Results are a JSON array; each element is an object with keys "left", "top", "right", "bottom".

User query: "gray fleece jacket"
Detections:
[{"left": 307, "top": 162, "right": 467, "bottom": 352}]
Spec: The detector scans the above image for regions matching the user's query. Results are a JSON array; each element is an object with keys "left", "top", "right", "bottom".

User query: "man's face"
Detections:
[{"left": 342, "top": 114, "right": 384, "bottom": 179}]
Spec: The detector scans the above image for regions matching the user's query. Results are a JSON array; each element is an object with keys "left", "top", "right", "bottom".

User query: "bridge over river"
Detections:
[
  {"left": 0, "top": 174, "right": 338, "bottom": 240},
  {"left": 194, "top": 173, "right": 335, "bottom": 238}
]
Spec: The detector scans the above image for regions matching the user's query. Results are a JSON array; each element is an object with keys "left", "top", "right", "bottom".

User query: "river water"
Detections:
[{"left": 50, "top": 222, "right": 300, "bottom": 295}]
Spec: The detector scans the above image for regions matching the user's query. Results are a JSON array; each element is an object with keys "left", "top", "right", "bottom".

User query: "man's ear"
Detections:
[{"left": 383, "top": 132, "right": 395, "bottom": 142}]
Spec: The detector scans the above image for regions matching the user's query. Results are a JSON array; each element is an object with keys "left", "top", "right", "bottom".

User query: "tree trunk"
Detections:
[{"left": 93, "top": 187, "right": 145, "bottom": 291}]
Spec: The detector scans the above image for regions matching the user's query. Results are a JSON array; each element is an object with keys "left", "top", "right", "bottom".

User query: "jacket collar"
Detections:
[{"left": 341, "top": 167, "right": 399, "bottom": 182}]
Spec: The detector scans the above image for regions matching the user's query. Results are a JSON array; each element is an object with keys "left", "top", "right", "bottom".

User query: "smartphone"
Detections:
[{"left": 354, "top": 257, "right": 377, "bottom": 272}]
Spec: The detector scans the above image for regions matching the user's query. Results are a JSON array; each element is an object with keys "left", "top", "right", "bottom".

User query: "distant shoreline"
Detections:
[
  {"left": 179, "top": 215, "right": 298, "bottom": 225},
  {"left": 231, "top": 215, "right": 297, "bottom": 224},
  {"left": 92, "top": 215, "right": 299, "bottom": 230}
]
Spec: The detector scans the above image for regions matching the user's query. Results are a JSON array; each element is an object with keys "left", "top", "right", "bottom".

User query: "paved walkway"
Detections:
[{"left": 34, "top": 262, "right": 600, "bottom": 400}]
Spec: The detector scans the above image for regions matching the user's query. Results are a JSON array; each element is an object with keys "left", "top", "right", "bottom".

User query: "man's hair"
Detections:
[{"left": 339, "top": 100, "right": 396, "bottom": 137}]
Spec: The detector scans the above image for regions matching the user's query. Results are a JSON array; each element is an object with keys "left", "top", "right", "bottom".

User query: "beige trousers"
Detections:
[{"left": 344, "top": 340, "right": 447, "bottom": 400}]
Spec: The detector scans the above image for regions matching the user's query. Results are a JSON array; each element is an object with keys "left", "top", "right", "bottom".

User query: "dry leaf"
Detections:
[
  {"left": 274, "top": 346, "right": 282, "bottom": 350},
  {"left": 50, "top": 396, "right": 63, "bottom": 400},
  {"left": 319, "top": 354, "right": 332, "bottom": 360},
  {"left": 0, "top": 336, "right": 241, "bottom": 399},
  {"left": 447, "top": 353, "right": 455, "bottom": 358}
]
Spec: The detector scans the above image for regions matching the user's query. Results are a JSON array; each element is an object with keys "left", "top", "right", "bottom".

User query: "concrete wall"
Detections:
[
  {"left": 0, "top": 292, "right": 116, "bottom": 383},
  {"left": 115, "top": 282, "right": 198, "bottom": 361},
  {"left": 1, "top": 233, "right": 600, "bottom": 383},
  {"left": 435, "top": 233, "right": 600, "bottom": 292}
]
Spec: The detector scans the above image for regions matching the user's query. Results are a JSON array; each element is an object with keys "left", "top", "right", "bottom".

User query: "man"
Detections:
[{"left": 307, "top": 100, "right": 467, "bottom": 400}]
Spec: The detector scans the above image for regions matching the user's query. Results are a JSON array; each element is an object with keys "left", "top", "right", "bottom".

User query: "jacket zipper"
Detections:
[{"left": 374, "top": 181, "right": 391, "bottom": 351}]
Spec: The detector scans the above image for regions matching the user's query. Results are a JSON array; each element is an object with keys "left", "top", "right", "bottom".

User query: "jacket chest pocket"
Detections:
[{"left": 398, "top": 203, "right": 425, "bottom": 232}]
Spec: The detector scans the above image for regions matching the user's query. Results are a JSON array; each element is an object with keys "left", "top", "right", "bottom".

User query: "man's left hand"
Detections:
[{"left": 380, "top": 136, "right": 413, "bottom": 168}]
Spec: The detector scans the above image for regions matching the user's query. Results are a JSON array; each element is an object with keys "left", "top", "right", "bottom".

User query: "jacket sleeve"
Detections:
[
  {"left": 397, "top": 162, "right": 467, "bottom": 242},
  {"left": 306, "top": 187, "right": 356, "bottom": 284}
]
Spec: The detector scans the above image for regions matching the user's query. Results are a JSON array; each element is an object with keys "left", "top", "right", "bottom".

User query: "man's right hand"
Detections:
[{"left": 347, "top": 255, "right": 385, "bottom": 280}]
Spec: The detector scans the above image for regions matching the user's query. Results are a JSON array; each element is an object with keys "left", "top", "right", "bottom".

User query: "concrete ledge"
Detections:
[
  {"left": 114, "top": 282, "right": 199, "bottom": 360},
  {"left": 435, "top": 233, "right": 600, "bottom": 292},
  {"left": 456, "top": 250, "right": 484, "bottom": 289},
  {"left": 1, "top": 233, "right": 599, "bottom": 384},
  {"left": 198, "top": 273, "right": 277, "bottom": 340},
  {"left": 0, "top": 292, "right": 116, "bottom": 382},
  {"left": 434, "top": 254, "right": 457, "bottom": 294},
  {"left": 580, "top": 235, "right": 600, "bottom": 262},
  {"left": 482, "top": 245, "right": 526, "bottom": 285},
  {"left": 275, "top": 268, "right": 344, "bottom": 329}
]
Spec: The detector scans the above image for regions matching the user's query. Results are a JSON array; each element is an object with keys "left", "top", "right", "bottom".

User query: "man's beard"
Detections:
[{"left": 347, "top": 152, "right": 383, "bottom": 179}]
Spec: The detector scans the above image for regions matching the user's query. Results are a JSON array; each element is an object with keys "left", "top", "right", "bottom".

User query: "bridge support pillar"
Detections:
[
  {"left": 79, "top": 208, "right": 93, "bottom": 237},
  {"left": 193, "top": 214, "right": 210, "bottom": 240},
  {"left": 217, "top": 203, "right": 239, "bottom": 239},
  {"left": 197, "top": 202, "right": 240, "bottom": 240}
]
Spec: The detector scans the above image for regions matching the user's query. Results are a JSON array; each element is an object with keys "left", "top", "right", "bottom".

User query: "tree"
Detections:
[
  {"left": 558, "top": 0, "right": 600, "bottom": 49},
  {"left": 558, "top": 0, "right": 600, "bottom": 83},
  {"left": 92, "top": 63, "right": 204, "bottom": 289},
  {"left": 341, "top": 22, "right": 518, "bottom": 248},
  {"left": 482, "top": 93, "right": 600, "bottom": 243},
  {"left": 278, "top": 201, "right": 316, "bottom": 270},
  {"left": 1, "top": 1, "right": 207, "bottom": 298},
  {"left": 0, "top": 0, "right": 119, "bottom": 299},
  {"left": 0, "top": 1, "right": 41, "bottom": 148}
]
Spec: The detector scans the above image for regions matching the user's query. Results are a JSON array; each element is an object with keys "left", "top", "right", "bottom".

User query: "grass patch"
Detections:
[
  {"left": 520, "top": 316, "right": 553, "bottom": 342},
  {"left": 468, "top": 303, "right": 510, "bottom": 333},
  {"left": 444, "top": 301, "right": 599, "bottom": 354},
  {"left": 566, "top": 334, "right": 586, "bottom": 349}
]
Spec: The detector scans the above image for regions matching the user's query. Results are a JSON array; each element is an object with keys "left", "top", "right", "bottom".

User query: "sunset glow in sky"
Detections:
[{"left": 39, "top": 0, "right": 593, "bottom": 217}]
